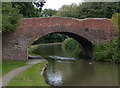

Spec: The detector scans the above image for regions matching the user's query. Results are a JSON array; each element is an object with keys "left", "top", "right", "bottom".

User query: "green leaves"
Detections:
[
  {"left": 2, "top": 2, "right": 23, "bottom": 34},
  {"left": 2, "top": 2, "right": 42, "bottom": 34},
  {"left": 12, "top": 2, "right": 41, "bottom": 18},
  {"left": 41, "top": 9, "right": 57, "bottom": 17},
  {"left": 55, "top": 3, "right": 79, "bottom": 18},
  {"left": 111, "top": 13, "right": 120, "bottom": 62},
  {"left": 55, "top": 2, "right": 119, "bottom": 19},
  {"left": 62, "top": 38, "right": 82, "bottom": 57},
  {"left": 93, "top": 39, "right": 120, "bottom": 63}
]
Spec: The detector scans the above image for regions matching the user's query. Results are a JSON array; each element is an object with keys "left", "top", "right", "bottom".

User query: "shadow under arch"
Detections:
[{"left": 30, "top": 31, "right": 94, "bottom": 59}]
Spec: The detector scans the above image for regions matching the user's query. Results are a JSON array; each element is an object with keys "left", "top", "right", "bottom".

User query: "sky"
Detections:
[
  {"left": 43, "top": 0, "right": 83, "bottom": 10},
  {"left": 42, "top": 0, "right": 119, "bottom": 10}
]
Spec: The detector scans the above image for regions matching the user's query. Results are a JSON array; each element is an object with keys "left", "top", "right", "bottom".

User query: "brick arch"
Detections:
[
  {"left": 30, "top": 31, "right": 94, "bottom": 58},
  {"left": 3, "top": 17, "right": 115, "bottom": 61}
]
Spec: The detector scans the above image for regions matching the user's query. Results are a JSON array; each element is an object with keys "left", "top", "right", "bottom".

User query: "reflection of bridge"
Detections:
[{"left": 3, "top": 17, "right": 115, "bottom": 60}]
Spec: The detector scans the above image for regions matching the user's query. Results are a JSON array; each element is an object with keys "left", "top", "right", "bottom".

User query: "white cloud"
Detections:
[{"left": 43, "top": 0, "right": 83, "bottom": 10}]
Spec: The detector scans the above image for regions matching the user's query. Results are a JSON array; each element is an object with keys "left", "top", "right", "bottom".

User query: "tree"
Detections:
[
  {"left": 12, "top": 2, "right": 41, "bottom": 18},
  {"left": 55, "top": 2, "right": 119, "bottom": 19},
  {"left": 12, "top": 1, "right": 47, "bottom": 18},
  {"left": 77, "top": 2, "right": 119, "bottom": 19},
  {"left": 55, "top": 3, "right": 79, "bottom": 18},
  {"left": 2, "top": 2, "right": 46, "bottom": 34},
  {"left": 111, "top": 13, "right": 120, "bottom": 34},
  {"left": 2, "top": 2, "right": 22, "bottom": 34},
  {"left": 33, "top": 0, "right": 46, "bottom": 11},
  {"left": 41, "top": 9, "right": 57, "bottom": 17},
  {"left": 111, "top": 13, "right": 120, "bottom": 50}
]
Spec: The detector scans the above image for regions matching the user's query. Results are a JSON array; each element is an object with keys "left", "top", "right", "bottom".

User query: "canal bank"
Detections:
[{"left": 2, "top": 59, "right": 49, "bottom": 86}]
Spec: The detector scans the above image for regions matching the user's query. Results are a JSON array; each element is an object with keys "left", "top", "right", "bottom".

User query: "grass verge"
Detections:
[
  {"left": 8, "top": 62, "right": 49, "bottom": 86},
  {"left": 2, "top": 60, "right": 27, "bottom": 76}
]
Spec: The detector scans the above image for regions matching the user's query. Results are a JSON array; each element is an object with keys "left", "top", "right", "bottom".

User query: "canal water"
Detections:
[{"left": 35, "top": 43, "right": 118, "bottom": 86}]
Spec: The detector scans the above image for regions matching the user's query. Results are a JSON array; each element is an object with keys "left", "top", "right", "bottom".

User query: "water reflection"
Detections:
[
  {"left": 64, "top": 60, "right": 95, "bottom": 86},
  {"left": 32, "top": 43, "right": 80, "bottom": 58},
  {"left": 44, "top": 59, "right": 95, "bottom": 86},
  {"left": 33, "top": 44, "right": 65, "bottom": 57},
  {"left": 46, "top": 70, "right": 63, "bottom": 86},
  {"left": 44, "top": 58, "right": 118, "bottom": 86},
  {"left": 36, "top": 43, "right": 118, "bottom": 86}
]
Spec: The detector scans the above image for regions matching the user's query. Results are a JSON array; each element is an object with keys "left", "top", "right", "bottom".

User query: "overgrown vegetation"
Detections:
[
  {"left": 93, "top": 39, "right": 119, "bottom": 63},
  {"left": 62, "top": 38, "right": 82, "bottom": 57},
  {"left": 8, "top": 63, "right": 49, "bottom": 86},
  {"left": 2, "top": 60, "right": 27, "bottom": 76}
]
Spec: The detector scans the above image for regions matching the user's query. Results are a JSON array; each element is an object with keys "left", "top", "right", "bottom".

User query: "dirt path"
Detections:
[{"left": 0, "top": 59, "right": 45, "bottom": 86}]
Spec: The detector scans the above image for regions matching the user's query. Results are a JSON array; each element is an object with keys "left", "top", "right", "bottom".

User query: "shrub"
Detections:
[
  {"left": 93, "top": 38, "right": 120, "bottom": 63},
  {"left": 62, "top": 38, "right": 82, "bottom": 57}
]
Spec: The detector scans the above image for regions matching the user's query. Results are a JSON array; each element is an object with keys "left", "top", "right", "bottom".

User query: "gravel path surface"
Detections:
[{"left": 1, "top": 59, "right": 45, "bottom": 86}]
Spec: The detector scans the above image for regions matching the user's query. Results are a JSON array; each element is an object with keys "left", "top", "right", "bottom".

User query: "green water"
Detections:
[
  {"left": 35, "top": 43, "right": 118, "bottom": 86},
  {"left": 32, "top": 43, "right": 77, "bottom": 58}
]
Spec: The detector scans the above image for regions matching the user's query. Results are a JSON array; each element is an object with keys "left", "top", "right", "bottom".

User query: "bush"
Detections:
[
  {"left": 93, "top": 38, "right": 120, "bottom": 63},
  {"left": 62, "top": 38, "right": 82, "bottom": 57}
]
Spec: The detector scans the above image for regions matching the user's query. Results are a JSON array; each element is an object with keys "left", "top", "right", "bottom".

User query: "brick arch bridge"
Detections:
[{"left": 3, "top": 17, "right": 115, "bottom": 61}]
